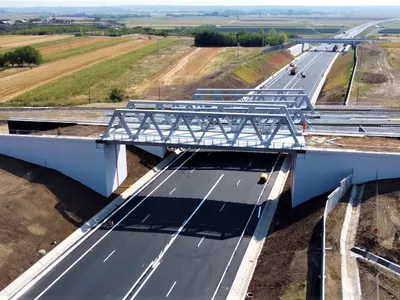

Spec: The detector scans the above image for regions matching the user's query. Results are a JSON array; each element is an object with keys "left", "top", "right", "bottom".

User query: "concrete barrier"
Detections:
[
  {"left": 292, "top": 148, "right": 400, "bottom": 207},
  {"left": 322, "top": 173, "right": 353, "bottom": 300},
  {"left": 0, "top": 134, "right": 126, "bottom": 197}
]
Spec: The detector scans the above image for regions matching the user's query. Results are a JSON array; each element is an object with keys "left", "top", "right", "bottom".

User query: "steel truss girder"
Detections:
[
  {"left": 101, "top": 108, "right": 301, "bottom": 148},
  {"left": 124, "top": 100, "right": 306, "bottom": 124}
]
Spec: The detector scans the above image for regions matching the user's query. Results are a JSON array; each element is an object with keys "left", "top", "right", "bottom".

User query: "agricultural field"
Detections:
[
  {"left": 0, "top": 39, "right": 154, "bottom": 102},
  {"left": 0, "top": 34, "right": 72, "bottom": 49},
  {"left": 349, "top": 42, "right": 400, "bottom": 107}
]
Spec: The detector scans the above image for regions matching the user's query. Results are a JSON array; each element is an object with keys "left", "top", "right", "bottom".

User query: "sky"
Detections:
[{"left": 3, "top": 0, "right": 400, "bottom": 7}]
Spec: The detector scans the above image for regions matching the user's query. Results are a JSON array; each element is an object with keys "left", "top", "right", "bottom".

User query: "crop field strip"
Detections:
[
  {"left": 0, "top": 39, "right": 155, "bottom": 102},
  {"left": 6, "top": 38, "right": 179, "bottom": 106},
  {"left": 0, "top": 35, "right": 72, "bottom": 49},
  {"left": 0, "top": 36, "right": 76, "bottom": 55}
]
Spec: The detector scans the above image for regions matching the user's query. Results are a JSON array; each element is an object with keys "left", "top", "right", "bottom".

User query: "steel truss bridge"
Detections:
[{"left": 99, "top": 98, "right": 307, "bottom": 151}]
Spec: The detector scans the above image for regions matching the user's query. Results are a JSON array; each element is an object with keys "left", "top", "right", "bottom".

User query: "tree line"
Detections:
[
  {"left": 0, "top": 46, "right": 43, "bottom": 68},
  {"left": 194, "top": 28, "right": 288, "bottom": 47}
]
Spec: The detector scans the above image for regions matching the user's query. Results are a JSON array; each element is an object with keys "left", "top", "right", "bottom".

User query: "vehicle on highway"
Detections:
[
  {"left": 106, "top": 220, "right": 114, "bottom": 229},
  {"left": 290, "top": 66, "right": 297, "bottom": 75},
  {"left": 289, "top": 62, "right": 295, "bottom": 67},
  {"left": 301, "top": 72, "right": 306, "bottom": 78},
  {"left": 259, "top": 173, "right": 268, "bottom": 184}
]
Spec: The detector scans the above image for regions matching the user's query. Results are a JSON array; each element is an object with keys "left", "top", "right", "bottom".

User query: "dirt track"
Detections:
[
  {"left": 39, "top": 37, "right": 109, "bottom": 55},
  {"left": 0, "top": 40, "right": 153, "bottom": 102},
  {"left": 139, "top": 47, "right": 222, "bottom": 92},
  {"left": 0, "top": 35, "right": 72, "bottom": 49}
]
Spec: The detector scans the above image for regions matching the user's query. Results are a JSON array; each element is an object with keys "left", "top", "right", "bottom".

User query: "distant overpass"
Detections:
[{"left": 291, "top": 38, "right": 377, "bottom": 45}]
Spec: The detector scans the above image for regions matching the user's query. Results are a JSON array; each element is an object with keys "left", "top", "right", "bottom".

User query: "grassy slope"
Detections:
[
  {"left": 317, "top": 51, "right": 354, "bottom": 105},
  {"left": 231, "top": 49, "right": 293, "bottom": 85},
  {"left": 381, "top": 42, "right": 400, "bottom": 68},
  {"left": 9, "top": 39, "right": 179, "bottom": 106},
  {"left": 42, "top": 37, "right": 132, "bottom": 62}
]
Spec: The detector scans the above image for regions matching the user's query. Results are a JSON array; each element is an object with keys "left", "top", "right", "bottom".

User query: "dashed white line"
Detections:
[
  {"left": 197, "top": 236, "right": 205, "bottom": 248},
  {"left": 103, "top": 250, "right": 115, "bottom": 263},
  {"left": 208, "top": 152, "right": 211, "bottom": 156},
  {"left": 190, "top": 168, "right": 195, "bottom": 174},
  {"left": 141, "top": 214, "right": 151, "bottom": 223},
  {"left": 220, "top": 203, "right": 226, "bottom": 212},
  {"left": 169, "top": 188, "right": 176, "bottom": 195},
  {"left": 258, "top": 207, "right": 261, "bottom": 218},
  {"left": 236, "top": 180, "right": 241, "bottom": 186},
  {"left": 248, "top": 161, "right": 252, "bottom": 167},
  {"left": 166, "top": 281, "right": 177, "bottom": 297}
]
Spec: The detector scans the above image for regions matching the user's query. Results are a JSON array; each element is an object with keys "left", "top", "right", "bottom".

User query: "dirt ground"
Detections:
[
  {"left": 38, "top": 36, "right": 109, "bottom": 55},
  {"left": 0, "top": 39, "right": 153, "bottom": 102},
  {"left": 28, "top": 124, "right": 106, "bottom": 137},
  {"left": 247, "top": 173, "right": 327, "bottom": 300},
  {"left": 0, "top": 35, "right": 72, "bottom": 49},
  {"left": 356, "top": 178, "right": 400, "bottom": 265},
  {"left": 358, "top": 260, "right": 400, "bottom": 300},
  {"left": 0, "top": 145, "right": 161, "bottom": 290},
  {"left": 325, "top": 198, "right": 348, "bottom": 300},
  {"left": 350, "top": 42, "right": 400, "bottom": 107},
  {"left": 306, "top": 135, "right": 400, "bottom": 153},
  {"left": 138, "top": 47, "right": 223, "bottom": 93}
]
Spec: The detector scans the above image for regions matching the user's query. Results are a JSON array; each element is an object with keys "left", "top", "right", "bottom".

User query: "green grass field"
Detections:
[
  {"left": 8, "top": 39, "right": 180, "bottom": 106},
  {"left": 42, "top": 37, "right": 132, "bottom": 62}
]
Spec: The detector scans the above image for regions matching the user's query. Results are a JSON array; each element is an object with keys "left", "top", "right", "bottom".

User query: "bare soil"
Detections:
[
  {"left": 358, "top": 260, "right": 400, "bottom": 300},
  {"left": 0, "top": 146, "right": 160, "bottom": 290},
  {"left": 0, "top": 35, "right": 72, "bottom": 49},
  {"left": 350, "top": 42, "right": 400, "bottom": 107},
  {"left": 306, "top": 135, "right": 400, "bottom": 153},
  {"left": 356, "top": 178, "right": 400, "bottom": 265},
  {"left": 0, "top": 40, "right": 153, "bottom": 102},
  {"left": 247, "top": 173, "right": 327, "bottom": 300},
  {"left": 29, "top": 124, "right": 106, "bottom": 137},
  {"left": 325, "top": 198, "right": 348, "bottom": 300}
]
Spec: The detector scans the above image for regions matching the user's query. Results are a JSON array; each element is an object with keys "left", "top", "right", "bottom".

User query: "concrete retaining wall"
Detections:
[
  {"left": 292, "top": 149, "right": 400, "bottom": 206},
  {"left": 0, "top": 134, "right": 127, "bottom": 197}
]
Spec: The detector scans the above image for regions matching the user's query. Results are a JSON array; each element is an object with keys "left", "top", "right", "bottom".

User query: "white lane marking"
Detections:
[
  {"left": 208, "top": 152, "right": 211, "bottom": 156},
  {"left": 129, "top": 174, "right": 225, "bottom": 299},
  {"left": 190, "top": 168, "right": 195, "bottom": 174},
  {"left": 211, "top": 154, "right": 281, "bottom": 300},
  {"left": 197, "top": 236, "right": 205, "bottom": 248},
  {"left": 166, "top": 281, "right": 177, "bottom": 297},
  {"left": 103, "top": 250, "right": 115, "bottom": 263},
  {"left": 33, "top": 149, "right": 200, "bottom": 300},
  {"left": 258, "top": 207, "right": 261, "bottom": 218},
  {"left": 220, "top": 203, "right": 226, "bottom": 212},
  {"left": 169, "top": 188, "right": 176, "bottom": 195},
  {"left": 236, "top": 180, "right": 241, "bottom": 187},
  {"left": 141, "top": 214, "right": 151, "bottom": 223},
  {"left": 248, "top": 161, "right": 252, "bottom": 167}
]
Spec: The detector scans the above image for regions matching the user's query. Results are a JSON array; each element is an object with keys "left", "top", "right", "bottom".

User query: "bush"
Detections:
[
  {"left": 109, "top": 88, "right": 124, "bottom": 102},
  {"left": 1, "top": 46, "right": 43, "bottom": 67}
]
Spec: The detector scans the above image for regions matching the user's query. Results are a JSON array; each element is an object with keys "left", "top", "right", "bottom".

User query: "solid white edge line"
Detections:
[
  {"left": 103, "top": 250, "right": 116, "bottom": 263},
  {"left": 258, "top": 207, "right": 261, "bottom": 219},
  {"left": 169, "top": 188, "right": 176, "bottom": 195},
  {"left": 129, "top": 174, "right": 225, "bottom": 300},
  {"left": 141, "top": 214, "right": 151, "bottom": 224},
  {"left": 190, "top": 168, "right": 195, "bottom": 174},
  {"left": 32, "top": 149, "right": 199, "bottom": 300},
  {"left": 210, "top": 154, "right": 282, "bottom": 300},
  {"left": 197, "top": 236, "right": 205, "bottom": 248},
  {"left": 165, "top": 281, "right": 177, "bottom": 297}
]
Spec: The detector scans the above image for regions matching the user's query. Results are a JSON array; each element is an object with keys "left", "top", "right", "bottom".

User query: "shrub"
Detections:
[{"left": 109, "top": 88, "right": 124, "bottom": 102}]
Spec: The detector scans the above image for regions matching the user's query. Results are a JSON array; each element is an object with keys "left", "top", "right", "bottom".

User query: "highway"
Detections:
[{"left": 19, "top": 151, "right": 283, "bottom": 300}]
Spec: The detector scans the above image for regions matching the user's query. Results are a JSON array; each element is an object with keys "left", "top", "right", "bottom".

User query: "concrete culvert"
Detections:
[{"left": 246, "top": 292, "right": 254, "bottom": 299}]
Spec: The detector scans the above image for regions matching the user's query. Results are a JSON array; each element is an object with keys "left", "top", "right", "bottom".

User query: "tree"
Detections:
[
  {"left": 278, "top": 32, "right": 288, "bottom": 45},
  {"left": 0, "top": 54, "right": 4, "bottom": 67}
]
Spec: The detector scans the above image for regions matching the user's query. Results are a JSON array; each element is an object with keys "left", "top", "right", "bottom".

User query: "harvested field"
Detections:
[
  {"left": 358, "top": 260, "right": 400, "bottom": 300},
  {"left": 247, "top": 174, "right": 326, "bottom": 300},
  {"left": 139, "top": 47, "right": 223, "bottom": 91},
  {"left": 0, "top": 40, "right": 153, "bottom": 102},
  {"left": 39, "top": 37, "right": 109, "bottom": 55},
  {"left": 325, "top": 198, "right": 348, "bottom": 300},
  {"left": 0, "top": 67, "right": 28, "bottom": 79},
  {"left": 356, "top": 178, "right": 400, "bottom": 264},
  {"left": 317, "top": 51, "right": 354, "bottom": 105},
  {"left": 306, "top": 135, "right": 400, "bottom": 153},
  {"left": 0, "top": 35, "right": 72, "bottom": 49},
  {"left": 350, "top": 42, "right": 400, "bottom": 107},
  {"left": 0, "top": 146, "right": 161, "bottom": 290}
]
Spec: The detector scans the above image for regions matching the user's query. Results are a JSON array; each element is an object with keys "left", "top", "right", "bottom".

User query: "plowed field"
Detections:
[
  {"left": 0, "top": 40, "right": 153, "bottom": 102},
  {"left": 0, "top": 35, "right": 72, "bottom": 49}
]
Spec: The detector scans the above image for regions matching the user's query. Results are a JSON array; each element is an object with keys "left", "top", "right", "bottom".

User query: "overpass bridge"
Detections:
[
  {"left": 292, "top": 38, "right": 376, "bottom": 45},
  {"left": 98, "top": 98, "right": 306, "bottom": 151}
]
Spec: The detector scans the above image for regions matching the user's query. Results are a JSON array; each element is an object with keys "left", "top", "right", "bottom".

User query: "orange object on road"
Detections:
[
  {"left": 302, "top": 122, "right": 307, "bottom": 132},
  {"left": 57, "top": 127, "right": 61, "bottom": 135}
]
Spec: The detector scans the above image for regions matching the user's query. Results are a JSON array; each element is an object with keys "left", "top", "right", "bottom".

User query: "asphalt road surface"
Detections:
[{"left": 20, "top": 151, "right": 283, "bottom": 300}]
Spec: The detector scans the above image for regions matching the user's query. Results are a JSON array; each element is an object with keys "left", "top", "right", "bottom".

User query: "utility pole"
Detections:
[
  {"left": 157, "top": 40, "right": 159, "bottom": 58},
  {"left": 237, "top": 43, "right": 240, "bottom": 63}
]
